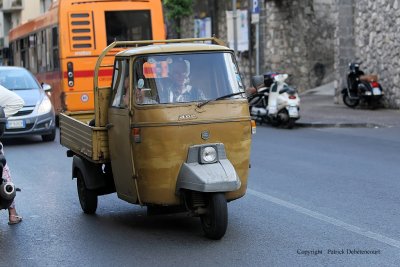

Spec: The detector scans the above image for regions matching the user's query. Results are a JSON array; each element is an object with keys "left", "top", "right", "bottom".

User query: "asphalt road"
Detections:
[{"left": 1, "top": 126, "right": 400, "bottom": 266}]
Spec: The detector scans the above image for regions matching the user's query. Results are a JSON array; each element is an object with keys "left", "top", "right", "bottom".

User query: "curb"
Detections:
[{"left": 295, "top": 122, "right": 388, "bottom": 128}]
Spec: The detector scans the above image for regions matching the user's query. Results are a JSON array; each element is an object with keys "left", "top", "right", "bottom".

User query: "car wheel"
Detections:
[{"left": 42, "top": 129, "right": 56, "bottom": 142}]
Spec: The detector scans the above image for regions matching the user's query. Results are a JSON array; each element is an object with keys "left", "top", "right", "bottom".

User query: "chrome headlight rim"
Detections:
[{"left": 200, "top": 146, "right": 218, "bottom": 164}]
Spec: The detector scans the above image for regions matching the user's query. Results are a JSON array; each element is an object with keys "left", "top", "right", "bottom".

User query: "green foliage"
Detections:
[{"left": 163, "top": 0, "right": 193, "bottom": 20}]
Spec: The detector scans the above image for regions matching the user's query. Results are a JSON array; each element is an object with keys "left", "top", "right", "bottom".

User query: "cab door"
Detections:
[{"left": 107, "top": 59, "right": 138, "bottom": 203}]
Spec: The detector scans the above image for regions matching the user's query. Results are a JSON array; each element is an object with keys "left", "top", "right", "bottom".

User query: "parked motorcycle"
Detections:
[
  {"left": 249, "top": 72, "right": 300, "bottom": 128},
  {"left": 341, "top": 61, "right": 384, "bottom": 108}
]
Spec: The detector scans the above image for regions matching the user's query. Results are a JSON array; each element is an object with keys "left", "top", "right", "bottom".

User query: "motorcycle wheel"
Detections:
[
  {"left": 343, "top": 93, "right": 359, "bottom": 108},
  {"left": 269, "top": 118, "right": 280, "bottom": 127},
  {"left": 200, "top": 193, "right": 228, "bottom": 240},
  {"left": 368, "top": 95, "right": 382, "bottom": 110},
  {"left": 283, "top": 118, "right": 296, "bottom": 129},
  {"left": 261, "top": 115, "right": 270, "bottom": 125}
]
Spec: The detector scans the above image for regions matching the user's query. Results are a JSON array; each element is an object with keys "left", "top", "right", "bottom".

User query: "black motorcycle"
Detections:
[{"left": 341, "top": 62, "right": 384, "bottom": 108}]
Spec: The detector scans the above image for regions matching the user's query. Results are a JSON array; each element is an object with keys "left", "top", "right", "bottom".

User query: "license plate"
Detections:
[
  {"left": 288, "top": 106, "right": 298, "bottom": 117},
  {"left": 6, "top": 120, "right": 25, "bottom": 129},
  {"left": 372, "top": 88, "right": 381, "bottom": 95}
]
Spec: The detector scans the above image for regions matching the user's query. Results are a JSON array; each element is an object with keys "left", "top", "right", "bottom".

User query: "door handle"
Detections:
[{"left": 106, "top": 123, "right": 114, "bottom": 129}]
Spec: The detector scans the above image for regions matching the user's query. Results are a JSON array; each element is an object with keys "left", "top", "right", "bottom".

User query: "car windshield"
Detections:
[
  {"left": 132, "top": 52, "right": 245, "bottom": 105},
  {"left": 0, "top": 68, "right": 40, "bottom": 90}
]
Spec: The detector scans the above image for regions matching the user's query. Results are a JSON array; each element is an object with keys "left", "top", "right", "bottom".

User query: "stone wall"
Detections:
[
  {"left": 263, "top": 0, "right": 336, "bottom": 91},
  {"left": 353, "top": 0, "right": 400, "bottom": 108}
]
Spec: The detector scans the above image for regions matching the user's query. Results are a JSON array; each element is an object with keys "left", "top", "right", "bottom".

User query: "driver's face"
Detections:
[{"left": 170, "top": 62, "right": 188, "bottom": 85}]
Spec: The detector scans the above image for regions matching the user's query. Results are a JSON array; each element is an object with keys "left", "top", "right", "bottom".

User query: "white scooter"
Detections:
[{"left": 249, "top": 73, "right": 300, "bottom": 128}]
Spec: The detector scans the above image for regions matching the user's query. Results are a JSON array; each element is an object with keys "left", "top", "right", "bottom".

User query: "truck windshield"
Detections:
[{"left": 133, "top": 52, "right": 245, "bottom": 105}]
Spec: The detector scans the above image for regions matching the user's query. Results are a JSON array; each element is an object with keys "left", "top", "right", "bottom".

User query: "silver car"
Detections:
[{"left": 0, "top": 66, "right": 56, "bottom": 142}]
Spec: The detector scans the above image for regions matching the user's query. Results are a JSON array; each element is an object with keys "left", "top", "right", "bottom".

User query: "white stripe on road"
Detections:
[{"left": 247, "top": 188, "right": 400, "bottom": 249}]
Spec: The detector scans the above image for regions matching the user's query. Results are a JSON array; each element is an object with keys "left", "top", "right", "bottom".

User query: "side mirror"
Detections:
[{"left": 41, "top": 83, "right": 52, "bottom": 92}]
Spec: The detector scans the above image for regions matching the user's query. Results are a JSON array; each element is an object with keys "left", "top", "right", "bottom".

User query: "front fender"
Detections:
[
  {"left": 176, "top": 144, "right": 241, "bottom": 193},
  {"left": 72, "top": 156, "right": 105, "bottom": 190}
]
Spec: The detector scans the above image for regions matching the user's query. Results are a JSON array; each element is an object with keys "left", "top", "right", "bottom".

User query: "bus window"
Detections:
[
  {"left": 105, "top": 11, "right": 152, "bottom": 44},
  {"left": 20, "top": 38, "right": 28, "bottom": 68},
  {"left": 39, "top": 30, "right": 47, "bottom": 73},
  {"left": 52, "top": 27, "right": 59, "bottom": 69},
  {"left": 29, "top": 34, "right": 38, "bottom": 73},
  {"left": 46, "top": 28, "right": 52, "bottom": 71}
]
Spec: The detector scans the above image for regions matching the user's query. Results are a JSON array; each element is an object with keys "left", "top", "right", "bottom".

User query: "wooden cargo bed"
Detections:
[{"left": 59, "top": 112, "right": 109, "bottom": 163}]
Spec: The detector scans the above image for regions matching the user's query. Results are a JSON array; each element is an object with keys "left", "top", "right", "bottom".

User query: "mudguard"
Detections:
[
  {"left": 72, "top": 156, "right": 106, "bottom": 190},
  {"left": 176, "top": 144, "right": 241, "bottom": 193}
]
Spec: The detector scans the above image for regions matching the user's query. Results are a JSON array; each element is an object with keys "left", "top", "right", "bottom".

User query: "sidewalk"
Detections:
[{"left": 297, "top": 83, "right": 400, "bottom": 128}]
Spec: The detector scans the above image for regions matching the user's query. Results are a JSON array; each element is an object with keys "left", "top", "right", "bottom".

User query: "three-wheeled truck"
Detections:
[{"left": 59, "top": 38, "right": 254, "bottom": 239}]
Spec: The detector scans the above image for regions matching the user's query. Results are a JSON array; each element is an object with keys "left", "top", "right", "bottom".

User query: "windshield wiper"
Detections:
[{"left": 197, "top": 92, "right": 246, "bottom": 108}]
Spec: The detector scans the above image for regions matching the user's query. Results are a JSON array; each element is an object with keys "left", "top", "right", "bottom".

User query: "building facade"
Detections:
[{"left": 0, "top": 0, "right": 52, "bottom": 65}]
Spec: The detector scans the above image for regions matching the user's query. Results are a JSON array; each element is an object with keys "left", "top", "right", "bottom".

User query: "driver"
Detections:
[{"left": 164, "top": 58, "right": 205, "bottom": 103}]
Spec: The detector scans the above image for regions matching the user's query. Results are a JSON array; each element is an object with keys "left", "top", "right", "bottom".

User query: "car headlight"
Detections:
[
  {"left": 200, "top": 146, "right": 218, "bottom": 164},
  {"left": 37, "top": 97, "right": 52, "bottom": 115}
]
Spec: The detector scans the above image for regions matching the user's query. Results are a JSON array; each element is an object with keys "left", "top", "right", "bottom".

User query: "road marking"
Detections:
[{"left": 248, "top": 188, "right": 400, "bottom": 249}]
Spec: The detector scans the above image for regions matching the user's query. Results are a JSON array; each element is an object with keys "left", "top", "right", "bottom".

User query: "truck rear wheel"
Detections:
[
  {"left": 200, "top": 193, "right": 228, "bottom": 240},
  {"left": 76, "top": 170, "right": 98, "bottom": 214}
]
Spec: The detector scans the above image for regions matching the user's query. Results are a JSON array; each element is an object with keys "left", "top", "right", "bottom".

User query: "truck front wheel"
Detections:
[
  {"left": 76, "top": 170, "right": 98, "bottom": 214},
  {"left": 200, "top": 193, "right": 228, "bottom": 240}
]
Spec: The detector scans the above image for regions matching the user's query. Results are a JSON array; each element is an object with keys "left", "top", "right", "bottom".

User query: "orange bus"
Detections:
[{"left": 8, "top": 0, "right": 165, "bottom": 114}]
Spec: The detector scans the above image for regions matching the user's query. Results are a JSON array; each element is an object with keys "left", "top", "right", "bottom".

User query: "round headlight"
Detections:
[{"left": 201, "top": 146, "right": 217, "bottom": 163}]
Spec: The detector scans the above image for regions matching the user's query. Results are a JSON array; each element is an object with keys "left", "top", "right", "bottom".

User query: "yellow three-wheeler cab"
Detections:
[{"left": 63, "top": 38, "right": 254, "bottom": 240}]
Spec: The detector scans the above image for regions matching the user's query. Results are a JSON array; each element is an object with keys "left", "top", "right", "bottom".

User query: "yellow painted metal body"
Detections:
[
  {"left": 61, "top": 38, "right": 252, "bottom": 206},
  {"left": 129, "top": 101, "right": 252, "bottom": 205}
]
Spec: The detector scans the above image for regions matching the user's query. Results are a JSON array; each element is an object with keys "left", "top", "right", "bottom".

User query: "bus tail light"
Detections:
[{"left": 67, "top": 62, "right": 74, "bottom": 87}]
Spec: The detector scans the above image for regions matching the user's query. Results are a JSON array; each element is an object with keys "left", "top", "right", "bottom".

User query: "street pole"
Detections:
[
  {"left": 251, "top": 0, "right": 260, "bottom": 75},
  {"left": 233, "top": 0, "right": 238, "bottom": 55},
  {"left": 259, "top": 1, "right": 265, "bottom": 74},
  {"left": 255, "top": 21, "right": 259, "bottom": 75}
]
